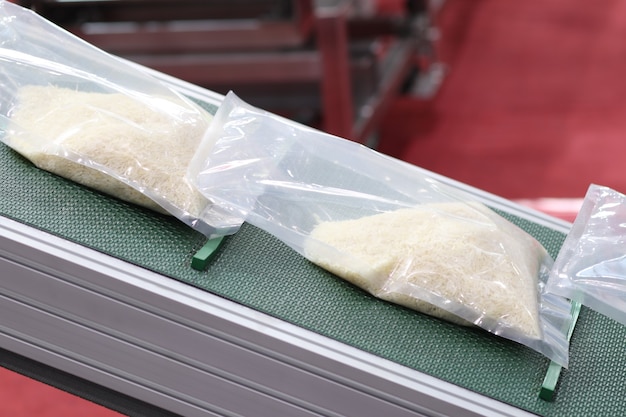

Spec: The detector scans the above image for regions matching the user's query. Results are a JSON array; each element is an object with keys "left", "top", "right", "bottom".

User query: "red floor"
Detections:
[
  {"left": 0, "top": 368, "right": 122, "bottom": 416},
  {"left": 379, "top": 0, "right": 626, "bottom": 201}
]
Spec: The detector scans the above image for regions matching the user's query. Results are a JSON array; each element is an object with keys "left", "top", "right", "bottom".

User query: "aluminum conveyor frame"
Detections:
[{"left": 0, "top": 71, "right": 571, "bottom": 417}]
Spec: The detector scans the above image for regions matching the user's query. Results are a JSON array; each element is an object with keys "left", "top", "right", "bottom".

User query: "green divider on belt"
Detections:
[{"left": 1, "top": 100, "right": 625, "bottom": 417}]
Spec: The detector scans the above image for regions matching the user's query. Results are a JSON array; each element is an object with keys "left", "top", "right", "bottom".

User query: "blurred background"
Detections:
[{"left": 3, "top": 0, "right": 626, "bottom": 414}]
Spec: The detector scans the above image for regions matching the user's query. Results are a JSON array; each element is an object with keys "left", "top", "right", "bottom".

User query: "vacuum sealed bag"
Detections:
[
  {"left": 189, "top": 92, "right": 573, "bottom": 366},
  {"left": 547, "top": 184, "right": 626, "bottom": 326},
  {"left": 0, "top": 2, "right": 241, "bottom": 237}
]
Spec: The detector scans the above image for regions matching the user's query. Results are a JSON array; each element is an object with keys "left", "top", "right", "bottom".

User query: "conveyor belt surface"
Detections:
[{"left": 1, "top": 95, "right": 625, "bottom": 417}]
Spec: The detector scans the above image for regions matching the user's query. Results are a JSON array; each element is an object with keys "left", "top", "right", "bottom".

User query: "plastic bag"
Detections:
[
  {"left": 189, "top": 92, "right": 573, "bottom": 366},
  {"left": 547, "top": 184, "right": 626, "bottom": 326},
  {"left": 0, "top": 2, "right": 242, "bottom": 237}
]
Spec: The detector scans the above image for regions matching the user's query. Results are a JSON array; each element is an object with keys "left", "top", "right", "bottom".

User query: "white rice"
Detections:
[
  {"left": 305, "top": 202, "right": 544, "bottom": 338},
  {"left": 6, "top": 85, "right": 212, "bottom": 216}
]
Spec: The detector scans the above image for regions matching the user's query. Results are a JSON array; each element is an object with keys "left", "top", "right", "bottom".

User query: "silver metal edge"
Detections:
[{"left": 0, "top": 214, "right": 539, "bottom": 417}]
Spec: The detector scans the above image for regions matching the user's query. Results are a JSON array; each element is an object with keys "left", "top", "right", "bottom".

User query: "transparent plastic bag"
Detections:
[
  {"left": 0, "top": 2, "right": 242, "bottom": 237},
  {"left": 547, "top": 184, "right": 626, "bottom": 326},
  {"left": 189, "top": 92, "right": 573, "bottom": 366}
]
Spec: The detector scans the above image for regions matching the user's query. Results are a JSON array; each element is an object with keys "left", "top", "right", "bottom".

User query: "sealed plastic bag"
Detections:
[
  {"left": 0, "top": 2, "right": 242, "bottom": 237},
  {"left": 189, "top": 92, "right": 573, "bottom": 366},
  {"left": 547, "top": 184, "right": 626, "bottom": 326}
]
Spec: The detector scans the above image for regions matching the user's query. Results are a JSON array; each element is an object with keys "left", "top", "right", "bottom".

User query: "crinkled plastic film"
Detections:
[
  {"left": 547, "top": 184, "right": 626, "bottom": 326},
  {"left": 189, "top": 92, "right": 573, "bottom": 366},
  {"left": 0, "top": 2, "right": 241, "bottom": 237}
]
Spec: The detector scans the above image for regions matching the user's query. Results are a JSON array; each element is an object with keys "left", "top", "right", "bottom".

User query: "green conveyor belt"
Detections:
[{"left": 1, "top": 100, "right": 625, "bottom": 417}]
